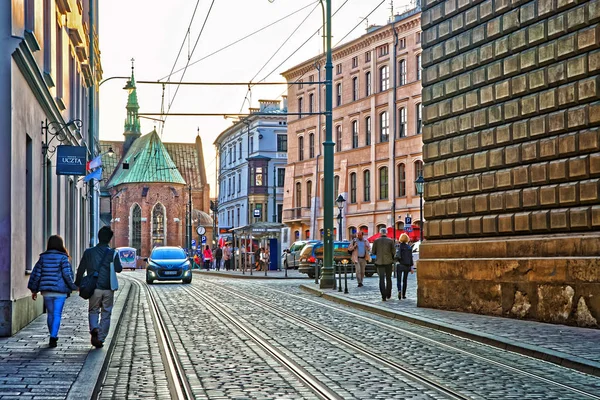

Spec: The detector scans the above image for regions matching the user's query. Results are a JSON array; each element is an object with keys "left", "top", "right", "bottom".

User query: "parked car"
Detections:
[
  {"left": 411, "top": 241, "right": 421, "bottom": 269},
  {"left": 146, "top": 246, "right": 192, "bottom": 284},
  {"left": 298, "top": 241, "right": 376, "bottom": 278},
  {"left": 283, "top": 240, "right": 320, "bottom": 269}
]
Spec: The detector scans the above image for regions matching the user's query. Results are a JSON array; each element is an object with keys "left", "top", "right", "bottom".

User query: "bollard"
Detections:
[
  {"left": 285, "top": 258, "right": 288, "bottom": 278},
  {"left": 338, "top": 262, "right": 342, "bottom": 292},
  {"left": 344, "top": 260, "right": 348, "bottom": 294},
  {"left": 314, "top": 261, "right": 319, "bottom": 284}
]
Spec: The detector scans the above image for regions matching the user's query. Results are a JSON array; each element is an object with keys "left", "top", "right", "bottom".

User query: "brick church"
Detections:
[{"left": 100, "top": 65, "right": 212, "bottom": 257}]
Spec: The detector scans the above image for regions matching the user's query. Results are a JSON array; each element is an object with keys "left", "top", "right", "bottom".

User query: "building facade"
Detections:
[
  {"left": 420, "top": 0, "right": 599, "bottom": 326},
  {"left": 0, "top": 0, "right": 101, "bottom": 336},
  {"left": 281, "top": 9, "right": 423, "bottom": 242},
  {"left": 214, "top": 100, "right": 288, "bottom": 235},
  {"left": 100, "top": 67, "right": 212, "bottom": 257}
]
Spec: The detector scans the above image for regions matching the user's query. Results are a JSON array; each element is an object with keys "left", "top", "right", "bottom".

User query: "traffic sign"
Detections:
[
  {"left": 201, "top": 236, "right": 207, "bottom": 244},
  {"left": 191, "top": 239, "right": 196, "bottom": 247},
  {"left": 253, "top": 209, "right": 261, "bottom": 218},
  {"left": 405, "top": 215, "right": 412, "bottom": 225},
  {"left": 405, "top": 226, "right": 413, "bottom": 233}
]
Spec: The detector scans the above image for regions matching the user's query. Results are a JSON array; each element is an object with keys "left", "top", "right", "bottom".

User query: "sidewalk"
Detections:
[
  {"left": 0, "top": 280, "right": 132, "bottom": 400},
  {"left": 301, "top": 274, "right": 600, "bottom": 377},
  {"left": 193, "top": 268, "right": 310, "bottom": 279}
]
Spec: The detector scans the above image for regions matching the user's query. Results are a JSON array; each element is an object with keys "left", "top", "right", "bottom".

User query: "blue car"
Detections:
[{"left": 146, "top": 246, "right": 192, "bottom": 284}]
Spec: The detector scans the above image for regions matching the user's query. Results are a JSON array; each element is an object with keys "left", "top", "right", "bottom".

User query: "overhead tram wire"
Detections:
[
  {"left": 162, "top": 0, "right": 216, "bottom": 134},
  {"left": 164, "top": 0, "right": 202, "bottom": 84},
  {"left": 156, "top": 1, "right": 319, "bottom": 82}
]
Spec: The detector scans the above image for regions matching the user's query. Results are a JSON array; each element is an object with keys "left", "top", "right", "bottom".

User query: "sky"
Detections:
[{"left": 98, "top": 0, "right": 414, "bottom": 196}]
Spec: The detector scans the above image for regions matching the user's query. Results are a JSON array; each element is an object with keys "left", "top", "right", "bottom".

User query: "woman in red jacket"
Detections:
[{"left": 202, "top": 245, "right": 213, "bottom": 271}]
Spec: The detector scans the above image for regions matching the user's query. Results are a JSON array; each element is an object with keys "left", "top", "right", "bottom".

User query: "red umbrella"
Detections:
[{"left": 367, "top": 226, "right": 421, "bottom": 243}]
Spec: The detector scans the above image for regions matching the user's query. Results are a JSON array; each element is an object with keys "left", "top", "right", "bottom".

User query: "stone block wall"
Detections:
[{"left": 420, "top": 0, "right": 600, "bottom": 326}]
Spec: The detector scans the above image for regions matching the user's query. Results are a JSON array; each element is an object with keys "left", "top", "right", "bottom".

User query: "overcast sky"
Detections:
[{"left": 98, "top": 0, "right": 413, "bottom": 196}]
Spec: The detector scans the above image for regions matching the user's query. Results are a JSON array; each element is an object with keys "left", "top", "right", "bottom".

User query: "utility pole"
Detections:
[
  {"left": 187, "top": 184, "right": 193, "bottom": 250},
  {"left": 272, "top": 165, "right": 277, "bottom": 222},
  {"left": 320, "top": 0, "right": 335, "bottom": 289},
  {"left": 88, "top": 0, "right": 97, "bottom": 246}
]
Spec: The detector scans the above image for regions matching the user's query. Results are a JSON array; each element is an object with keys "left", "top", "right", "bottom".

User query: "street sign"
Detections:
[
  {"left": 253, "top": 209, "right": 261, "bottom": 218},
  {"left": 56, "top": 146, "right": 87, "bottom": 175},
  {"left": 196, "top": 226, "right": 206, "bottom": 235},
  {"left": 405, "top": 215, "right": 412, "bottom": 225},
  {"left": 191, "top": 239, "right": 196, "bottom": 247},
  {"left": 405, "top": 226, "right": 413, "bottom": 233},
  {"left": 201, "top": 236, "right": 207, "bottom": 244}
]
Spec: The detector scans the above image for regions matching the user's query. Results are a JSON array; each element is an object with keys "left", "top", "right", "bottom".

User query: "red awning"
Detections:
[{"left": 367, "top": 226, "right": 420, "bottom": 243}]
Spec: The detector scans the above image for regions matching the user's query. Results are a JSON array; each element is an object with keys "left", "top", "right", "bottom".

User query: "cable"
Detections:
[
  {"left": 158, "top": 1, "right": 320, "bottom": 82},
  {"left": 164, "top": 0, "right": 202, "bottom": 83}
]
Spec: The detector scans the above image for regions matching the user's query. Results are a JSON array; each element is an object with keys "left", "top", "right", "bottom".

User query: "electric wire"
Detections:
[{"left": 164, "top": 0, "right": 202, "bottom": 84}]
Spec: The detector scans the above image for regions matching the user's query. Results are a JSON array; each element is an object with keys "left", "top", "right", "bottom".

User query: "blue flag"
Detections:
[{"left": 83, "top": 167, "right": 103, "bottom": 182}]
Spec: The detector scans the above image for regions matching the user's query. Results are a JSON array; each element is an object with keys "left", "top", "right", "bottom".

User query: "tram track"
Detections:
[{"left": 201, "top": 278, "right": 600, "bottom": 400}]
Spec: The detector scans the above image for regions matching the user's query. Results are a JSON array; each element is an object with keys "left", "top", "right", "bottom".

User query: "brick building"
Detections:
[
  {"left": 281, "top": 9, "right": 423, "bottom": 242},
  {"left": 100, "top": 66, "right": 212, "bottom": 257},
  {"left": 420, "top": 0, "right": 599, "bottom": 326}
]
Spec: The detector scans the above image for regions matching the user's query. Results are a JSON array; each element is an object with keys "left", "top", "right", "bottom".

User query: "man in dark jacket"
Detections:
[
  {"left": 214, "top": 246, "right": 223, "bottom": 271},
  {"left": 370, "top": 227, "right": 395, "bottom": 301},
  {"left": 75, "top": 227, "right": 122, "bottom": 348}
]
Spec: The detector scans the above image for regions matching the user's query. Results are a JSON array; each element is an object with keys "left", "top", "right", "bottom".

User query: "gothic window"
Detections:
[{"left": 152, "top": 202, "right": 166, "bottom": 247}]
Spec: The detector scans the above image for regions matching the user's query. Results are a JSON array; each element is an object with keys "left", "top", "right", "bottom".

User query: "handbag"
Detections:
[{"left": 79, "top": 248, "right": 111, "bottom": 299}]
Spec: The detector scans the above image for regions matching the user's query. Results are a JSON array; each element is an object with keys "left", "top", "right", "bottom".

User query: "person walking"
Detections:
[
  {"left": 27, "top": 235, "right": 78, "bottom": 348},
  {"left": 348, "top": 231, "right": 371, "bottom": 287},
  {"left": 214, "top": 246, "right": 223, "bottom": 271},
  {"left": 202, "top": 245, "right": 213, "bottom": 271},
  {"left": 370, "top": 227, "right": 395, "bottom": 301},
  {"left": 395, "top": 233, "right": 414, "bottom": 300},
  {"left": 254, "top": 247, "right": 263, "bottom": 271},
  {"left": 223, "top": 243, "right": 232, "bottom": 271},
  {"left": 75, "top": 227, "right": 122, "bottom": 349}
]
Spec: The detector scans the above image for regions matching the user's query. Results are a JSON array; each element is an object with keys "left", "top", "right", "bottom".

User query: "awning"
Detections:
[
  {"left": 367, "top": 226, "right": 421, "bottom": 243},
  {"left": 230, "top": 222, "right": 285, "bottom": 239}
]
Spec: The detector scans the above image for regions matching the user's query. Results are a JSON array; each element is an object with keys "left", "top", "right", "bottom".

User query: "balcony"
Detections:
[{"left": 283, "top": 207, "right": 311, "bottom": 222}]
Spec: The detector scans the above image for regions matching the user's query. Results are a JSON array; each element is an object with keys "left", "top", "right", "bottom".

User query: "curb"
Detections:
[
  {"left": 300, "top": 284, "right": 600, "bottom": 378},
  {"left": 193, "top": 270, "right": 309, "bottom": 280},
  {"left": 66, "top": 279, "right": 134, "bottom": 400}
]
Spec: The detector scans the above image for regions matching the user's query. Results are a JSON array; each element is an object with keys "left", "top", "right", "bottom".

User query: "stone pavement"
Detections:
[
  {"left": 194, "top": 268, "right": 310, "bottom": 279},
  {"left": 0, "top": 280, "right": 132, "bottom": 400},
  {"left": 301, "top": 273, "right": 600, "bottom": 377}
]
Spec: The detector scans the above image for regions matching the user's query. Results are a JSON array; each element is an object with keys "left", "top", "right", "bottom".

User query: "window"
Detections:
[
  {"left": 351, "top": 77, "right": 359, "bottom": 101},
  {"left": 336, "top": 64, "right": 342, "bottom": 74},
  {"left": 336, "top": 125, "right": 342, "bottom": 152},
  {"left": 365, "top": 116, "right": 372, "bottom": 146},
  {"left": 277, "top": 168, "right": 285, "bottom": 187},
  {"left": 298, "top": 97, "right": 303, "bottom": 118},
  {"left": 365, "top": 71, "right": 372, "bottom": 96},
  {"left": 306, "top": 180, "right": 312, "bottom": 207},
  {"left": 299, "top": 79, "right": 304, "bottom": 89},
  {"left": 416, "top": 54, "right": 422, "bottom": 81},
  {"left": 250, "top": 167, "right": 264, "bottom": 186},
  {"left": 350, "top": 172, "right": 357, "bottom": 203},
  {"left": 378, "top": 44, "right": 389, "bottom": 57},
  {"left": 295, "top": 182, "right": 302, "bottom": 207},
  {"left": 363, "top": 170, "right": 371, "bottom": 202},
  {"left": 365, "top": 51, "right": 371, "bottom": 62},
  {"left": 334, "top": 175, "right": 340, "bottom": 200},
  {"left": 416, "top": 32, "right": 422, "bottom": 44},
  {"left": 416, "top": 103, "right": 422, "bottom": 134},
  {"left": 152, "top": 203, "right": 166, "bottom": 247},
  {"left": 352, "top": 120, "right": 358, "bottom": 148},
  {"left": 379, "top": 111, "right": 389, "bottom": 142},
  {"left": 399, "top": 37, "right": 406, "bottom": 49},
  {"left": 336, "top": 83, "right": 342, "bottom": 106},
  {"left": 309, "top": 93, "right": 314, "bottom": 113},
  {"left": 277, "top": 134, "right": 287, "bottom": 152},
  {"left": 398, "top": 164, "right": 406, "bottom": 197},
  {"left": 56, "top": 21, "right": 63, "bottom": 99},
  {"left": 309, "top": 75, "right": 314, "bottom": 84},
  {"left": 238, "top": 141, "right": 242, "bottom": 159},
  {"left": 232, "top": 176, "right": 236, "bottom": 194},
  {"left": 399, "top": 59, "right": 406, "bottom": 86},
  {"left": 238, "top": 173, "right": 241, "bottom": 192},
  {"left": 398, "top": 107, "right": 407, "bottom": 138},
  {"left": 379, "top": 167, "right": 389, "bottom": 200},
  {"left": 233, "top": 145, "right": 236, "bottom": 161},
  {"left": 352, "top": 56, "right": 358, "bottom": 68},
  {"left": 298, "top": 136, "right": 304, "bottom": 161},
  {"left": 415, "top": 160, "right": 424, "bottom": 183},
  {"left": 228, "top": 147, "right": 232, "bottom": 164},
  {"left": 380, "top": 65, "right": 389, "bottom": 91},
  {"left": 249, "top": 136, "right": 254, "bottom": 154},
  {"left": 309, "top": 133, "right": 315, "bottom": 158}
]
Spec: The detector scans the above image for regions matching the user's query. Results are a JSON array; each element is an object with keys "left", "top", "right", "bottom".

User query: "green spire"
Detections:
[{"left": 123, "top": 58, "right": 141, "bottom": 134}]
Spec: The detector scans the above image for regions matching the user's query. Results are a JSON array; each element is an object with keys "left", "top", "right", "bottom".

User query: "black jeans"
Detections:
[
  {"left": 377, "top": 264, "right": 393, "bottom": 299},
  {"left": 396, "top": 264, "right": 410, "bottom": 297},
  {"left": 224, "top": 259, "right": 231, "bottom": 270},
  {"left": 215, "top": 257, "right": 222, "bottom": 270}
]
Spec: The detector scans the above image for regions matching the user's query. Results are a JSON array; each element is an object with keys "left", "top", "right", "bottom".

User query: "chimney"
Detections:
[{"left": 258, "top": 99, "right": 280, "bottom": 113}]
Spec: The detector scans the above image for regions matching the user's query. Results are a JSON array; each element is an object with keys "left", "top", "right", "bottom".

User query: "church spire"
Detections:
[{"left": 123, "top": 59, "right": 141, "bottom": 154}]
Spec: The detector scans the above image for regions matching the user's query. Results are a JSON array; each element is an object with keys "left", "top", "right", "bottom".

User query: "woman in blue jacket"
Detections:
[{"left": 28, "top": 235, "right": 78, "bottom": 347}]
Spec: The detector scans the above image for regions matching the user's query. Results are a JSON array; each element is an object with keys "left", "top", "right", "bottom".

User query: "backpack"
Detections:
[{"left": 395, "top": 244, "right": 413, "bottom": 266}]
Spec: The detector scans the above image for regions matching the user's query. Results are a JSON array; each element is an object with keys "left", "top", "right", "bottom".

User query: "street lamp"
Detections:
[
  {"left": 336, "top": 194, "right": 345, "bottom": 241},
  {"left": 415, "top": 175, "right": 424, "bottom": 243}
]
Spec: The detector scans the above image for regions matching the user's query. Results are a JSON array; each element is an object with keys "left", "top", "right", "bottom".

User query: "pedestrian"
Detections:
[
  {"left": 27, "top": 235, "right": 78, "bottom": 348},
  {"left": 260, "top": 246, "right": 270, "bottom": 271},
  {"left": 370, "top": 227, "right": 395, "bottom": 301},
  {"left": 193, "top": 253, "right": 201, "bottom": 269},
  {"left": 75, "top": 227, "right": 122, "bottom": 349},
  {"left": 254, "top": 247, "right": 263, "bottom": 271},
  {"left": 202, "top": 245, "right": 213, "bottom": 271},
  {"left": 348, "top": 231, "right": 371, "bottom": 287},
  {"left": 223, "top": 243, "right": 232, "bottom": 271},
  {"left": 214, "top": 246, "right": 223, "bottom": 271},
  {"left": 395, "top": 233, "right": 414, "bottom": 300}
]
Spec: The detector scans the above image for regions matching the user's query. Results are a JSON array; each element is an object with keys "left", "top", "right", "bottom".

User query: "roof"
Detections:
[
  {"left": 193, "top": 209, "right": 213, "bottom": 226},
  {"left": 107, "top": 130, "right": 186, "bottom": 187},
  {"left": 100, "top": 134, "right": 208, "bottom": 190}
]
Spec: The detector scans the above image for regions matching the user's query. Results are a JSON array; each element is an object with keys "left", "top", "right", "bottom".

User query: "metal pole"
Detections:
[
  {"left": 88, "top": 0, "right": 97, "bottom": 247},
  {"left": 320, "top": 0, "right": 335, "bottom": 289},
  {"left": 273, "top": 165, "right": 277, "bottom": 222},
  {"left": 337, "top": 212, "right": 342, "bottom": 241},
  {"left": 391, "top": 22, "right": 398, "bottom": 245},
  {"left": 420, "top": 192, "right": 424, "bottom": 242},
  {"left": 344, "top": 262, "right": 348, "bottom": 294},
  {"left": 188, "top": 185, "right": 193, "bottom": 250},
  {"left": 337, "top": 262, "right": 342, "bottom": 292}
]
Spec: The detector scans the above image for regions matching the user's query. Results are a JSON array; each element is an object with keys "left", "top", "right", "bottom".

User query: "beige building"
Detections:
[{"left": 281, "top": 9, "right": 423, "bottom": 242}]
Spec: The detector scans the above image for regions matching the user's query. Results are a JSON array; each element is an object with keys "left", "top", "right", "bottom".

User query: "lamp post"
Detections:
[
  {"left": 415, "top": 175, "right": 424, "bottom": 243},
  {"left": 336, "top": 194, "right": 345, "bottom": 241}
]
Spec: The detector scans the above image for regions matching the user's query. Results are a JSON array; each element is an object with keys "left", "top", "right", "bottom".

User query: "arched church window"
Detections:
[
  {"left": 131, "top": 203, "right": 142, "bottom": 253},
  {"left": 152, "top": 203, "right": 166, "bottom": 247}
]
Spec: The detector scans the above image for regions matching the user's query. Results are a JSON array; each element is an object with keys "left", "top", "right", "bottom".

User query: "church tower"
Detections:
[{"left": 122, "top": 59, "right": 141, "bottom": 154}]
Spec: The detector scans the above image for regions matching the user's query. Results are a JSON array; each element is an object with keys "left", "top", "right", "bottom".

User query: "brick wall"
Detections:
[{"left": 420, "top": 0, "right": 600, "bottom": 326}]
